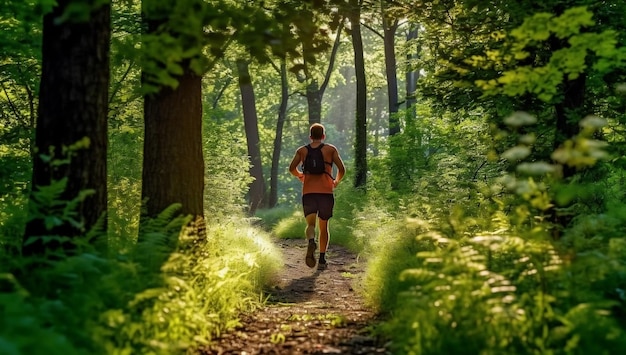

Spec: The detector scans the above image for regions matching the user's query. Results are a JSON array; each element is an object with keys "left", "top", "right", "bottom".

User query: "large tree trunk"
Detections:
[
  {"left": 140, "top": 0, "right": 206, "bottom": 229},
  {"left": 141, "top": 66, "right": 204, "bottom": 219},
  {"left": 350, "top": 0, "right": 367, "bottom": 188},
  {"left": 23, "top": 0, "right": 110, "bottom": 255},
  {"left": 269, "top": 60, "right": 289, "bottom": 208},
  {"left": 237, "top": 59, "right": 266, "bottom": 215}
]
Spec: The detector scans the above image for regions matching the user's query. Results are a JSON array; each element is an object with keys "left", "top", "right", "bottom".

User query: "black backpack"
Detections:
[{"left": 303, "top": 143, "right": 329, "bottom": 175}]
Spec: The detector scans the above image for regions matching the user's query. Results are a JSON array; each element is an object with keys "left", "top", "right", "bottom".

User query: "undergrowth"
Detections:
[
  {"left": 355, "top": 112, "right": 626, "bottom": 354},
  {"left": 261, "top": 106, "right": 626, "bottom": 354},
  {"left": 1, "top": 202, "right": 282, "bottom": 354}
]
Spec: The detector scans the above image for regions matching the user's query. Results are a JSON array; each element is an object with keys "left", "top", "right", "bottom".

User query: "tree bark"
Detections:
[
  {"left": 302, "top": 17, "right": 345, "bottom": 126},
  {"left": 237, "top": 59, "right": 266, "bottom": 214},
  {"left": 141, "top": 66, "right": 205, "bottom": 219},
  {"left": 554, "top": 74, "right": 586, "bottom": 177},
  {"left": 306, "top": 79, "right": 322, "bottom": 125},
  {"left": 382, "top": 1, "right": 400, "bottom": 136},
  {"left": 405, "top": 24, "right": 419, "bottom": 117},
  {"left": 269, "top": 59, "right": 289, "bottom": 208},
  {"left": 350, "top": 0, "right": 368, "bottom": 188},
  {"left": 23, "top": 0, "right": 110, "bottom": 255},
  {"left": 548, "top": 34, "right": 587, "bottom": 179}
]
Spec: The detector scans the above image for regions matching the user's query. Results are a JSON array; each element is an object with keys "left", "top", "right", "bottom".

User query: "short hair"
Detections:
[{"left": 309, "top": 123, "right": 325, "bottom": 140}]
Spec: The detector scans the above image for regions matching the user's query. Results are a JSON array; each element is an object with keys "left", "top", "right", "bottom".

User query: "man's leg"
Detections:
[
  {"left": 305, "top": 213, "right": 317, "bottom": 268},
  {"left": 316, "top": 194, "right": 334, "bottom": 268},
  {"left": 305, "top": 213, "right": 317, "bottom": 241},
  {"left": 318, "top": 217, "right": 329, "bottom": 254}
]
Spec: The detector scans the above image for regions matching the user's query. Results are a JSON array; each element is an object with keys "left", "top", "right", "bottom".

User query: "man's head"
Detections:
[{"left": 309, "top": 123, "right": 325, "bottom": 140}]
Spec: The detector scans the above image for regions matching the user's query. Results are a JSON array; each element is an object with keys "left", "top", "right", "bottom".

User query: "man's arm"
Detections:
[
  {"left": 289, "top": 148, "right": 304, "bottom": 182},
  {"left": 332, "top": 149, "right": 346, "bottom": 187}
]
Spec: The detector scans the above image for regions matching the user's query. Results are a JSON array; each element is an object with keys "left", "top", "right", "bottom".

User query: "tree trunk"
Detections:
[
  {"left": 382, "top": 1, "right": 400, "bottom": 136},
  {"left": 23, "top": 0, "right": 110, "bottom": 255},
  {"left": 141, "top": 66, "right": 205, "bottom": 219},
  {"left": 269, "top": 60, "right": 289, "bottom": 208},
  {"left": 237, "top": 59, "right": 266, "bottom": 215},
  {"left": 405, "top": 24, "right": 419, "bottom": 117},
  {"left": 350, "top": 0, "right": 367, "bottom": 188},
  {"left": 554, "top": 74, "right": 586, "bottom": 178},
  {"left": 306, "top": 79, "right": 322, "bottom": 125},
  {"left": 302, "top": 17, "right": 344, "bottom": 126},
  {"left": 548, "top": 34, "right": 586, "bottom": 179}
]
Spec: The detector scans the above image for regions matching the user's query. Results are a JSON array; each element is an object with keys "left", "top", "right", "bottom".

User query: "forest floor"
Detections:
[{"left": 198, "top": 238, "right": 390, "bottom": 355}]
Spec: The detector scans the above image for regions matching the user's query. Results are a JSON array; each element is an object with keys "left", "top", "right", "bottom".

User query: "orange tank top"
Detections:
[{"left": 301, "top": 144, "right": 335, "bottom": 195}]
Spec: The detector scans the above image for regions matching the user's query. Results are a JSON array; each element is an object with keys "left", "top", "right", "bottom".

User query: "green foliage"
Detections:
[
  {"left": 141, "top": 0, "right": 299, "bottom": 92},
  {"left": 382, "top": 105, "right": 498, "bottom": 192},
  {"left": 107, "top": 125, "right": 143, "bottom": 251},
  {"left": 359, "top": 209, "right": 430, "bottom": 314},
  {"left": 0, "top": 292, "right": 79, "bottom": 355},
  {"left": 105, "top": 217, "right": 282, "bottom": 352},
  {"left": 141, "top": 0, "right": 215, "bottom": 91},
  {"left": 475, "top": 6, "right": 626, "bottom": 102},
  {"left": 54, "top": 0, "right": 110, "bottom": 24},
  {"left": 1, "top": 198, "right": 283, "bottom": 354},
  {"left": 270, "top": 210, "right": 304, "bottom": 240},
  {"left": 254, "top": 205, "right": 296, "bottom": 232},
  {"left": 107, "top": 102, "right": 255, "bottom": 246},
  {"left": 356, "top": 106, "right": 626, "bottom": 354},
  {"left": 25, "top": 177, "right": 94, "bottom": 236},
  {"left": 2, "top": 1, "right": 625, "bottom": 354},
  {"left": 330, "top": 186, "right": 368, "bottom": 251},
  {"left": 203, "top": 118, "right": 254, "bottom": 220},
  {"left": 0, "top": 144, "right": 30, "bottom": 250}
]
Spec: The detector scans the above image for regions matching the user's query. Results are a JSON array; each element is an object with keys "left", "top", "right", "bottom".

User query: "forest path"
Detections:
[{"left": 199, "top": 238, "right": 389, "bottom": 354}]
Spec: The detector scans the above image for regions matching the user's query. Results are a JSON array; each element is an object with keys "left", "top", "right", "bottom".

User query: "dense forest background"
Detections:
[{"left": 1, "top": 0, "right": 626, "bottom": 353}]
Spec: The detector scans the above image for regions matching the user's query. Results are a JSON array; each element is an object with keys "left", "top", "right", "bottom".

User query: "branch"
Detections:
[
  {"left": 109, "top": 60, "right": 135, "bottom": 105},
  {"left": 319, "top": 16, "right": 346, "bottom": 95},
  {"left": 471, "top": 160, "right": 487, "bottom": 181},
  {"left": 361, "top": 22, "right": 383, "bottom": 39},
  {"left": 0, "top": 80, "right": 23, "bottom": 123},
  {"left": 212, "top": 76, "right": 233, "bottom": 110}
]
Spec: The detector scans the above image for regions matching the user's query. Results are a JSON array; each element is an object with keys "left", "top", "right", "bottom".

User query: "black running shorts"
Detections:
[{"left": 302, "top": 193, "right": 335, "bottom": 220}]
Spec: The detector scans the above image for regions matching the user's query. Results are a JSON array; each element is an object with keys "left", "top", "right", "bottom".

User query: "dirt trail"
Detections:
[{"left": 199, "top": 238, "right": 389, "bottom": 354}]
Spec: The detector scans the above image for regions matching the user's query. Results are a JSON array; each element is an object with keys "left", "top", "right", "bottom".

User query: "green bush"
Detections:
[
  {"left": 352, "top": 88, "right": 626, "bottom": 354},
  {"left": 1, "top": 196, "right": 283, "bottom": 354}
]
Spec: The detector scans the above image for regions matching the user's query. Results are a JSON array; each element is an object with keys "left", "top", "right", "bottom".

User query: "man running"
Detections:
[{"left": 289, "top": 123, "right": 346, "bottom": 269}]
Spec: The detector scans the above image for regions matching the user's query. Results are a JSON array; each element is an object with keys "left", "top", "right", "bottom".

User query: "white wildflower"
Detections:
[
  {"left": 501, "top": 146, "right": 531, "bottom": 161},
  {"left": 503, "top": 111, "right": 537, "bottom": 127},
  {"left": 516, "top": 162, "right": 557, "bottom": 175},
  {"left": 579, "top": 115, "right": 607, "bottom": 129}
]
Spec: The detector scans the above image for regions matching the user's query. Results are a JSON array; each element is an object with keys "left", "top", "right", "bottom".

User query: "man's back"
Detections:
[{"left": 300, "top": 143, "right": 338, "bottom": 195}]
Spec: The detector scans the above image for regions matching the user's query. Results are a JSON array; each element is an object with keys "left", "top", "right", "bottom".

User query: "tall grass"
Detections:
[
  {"left": 350, "top": 113, "right": 626, "bottom": 354},
  {"left": 1, "top": 123, "right": 285, "bottom": 353},
  {"left": 0, "top": 204, "right": 283, "bottom": 354}
]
